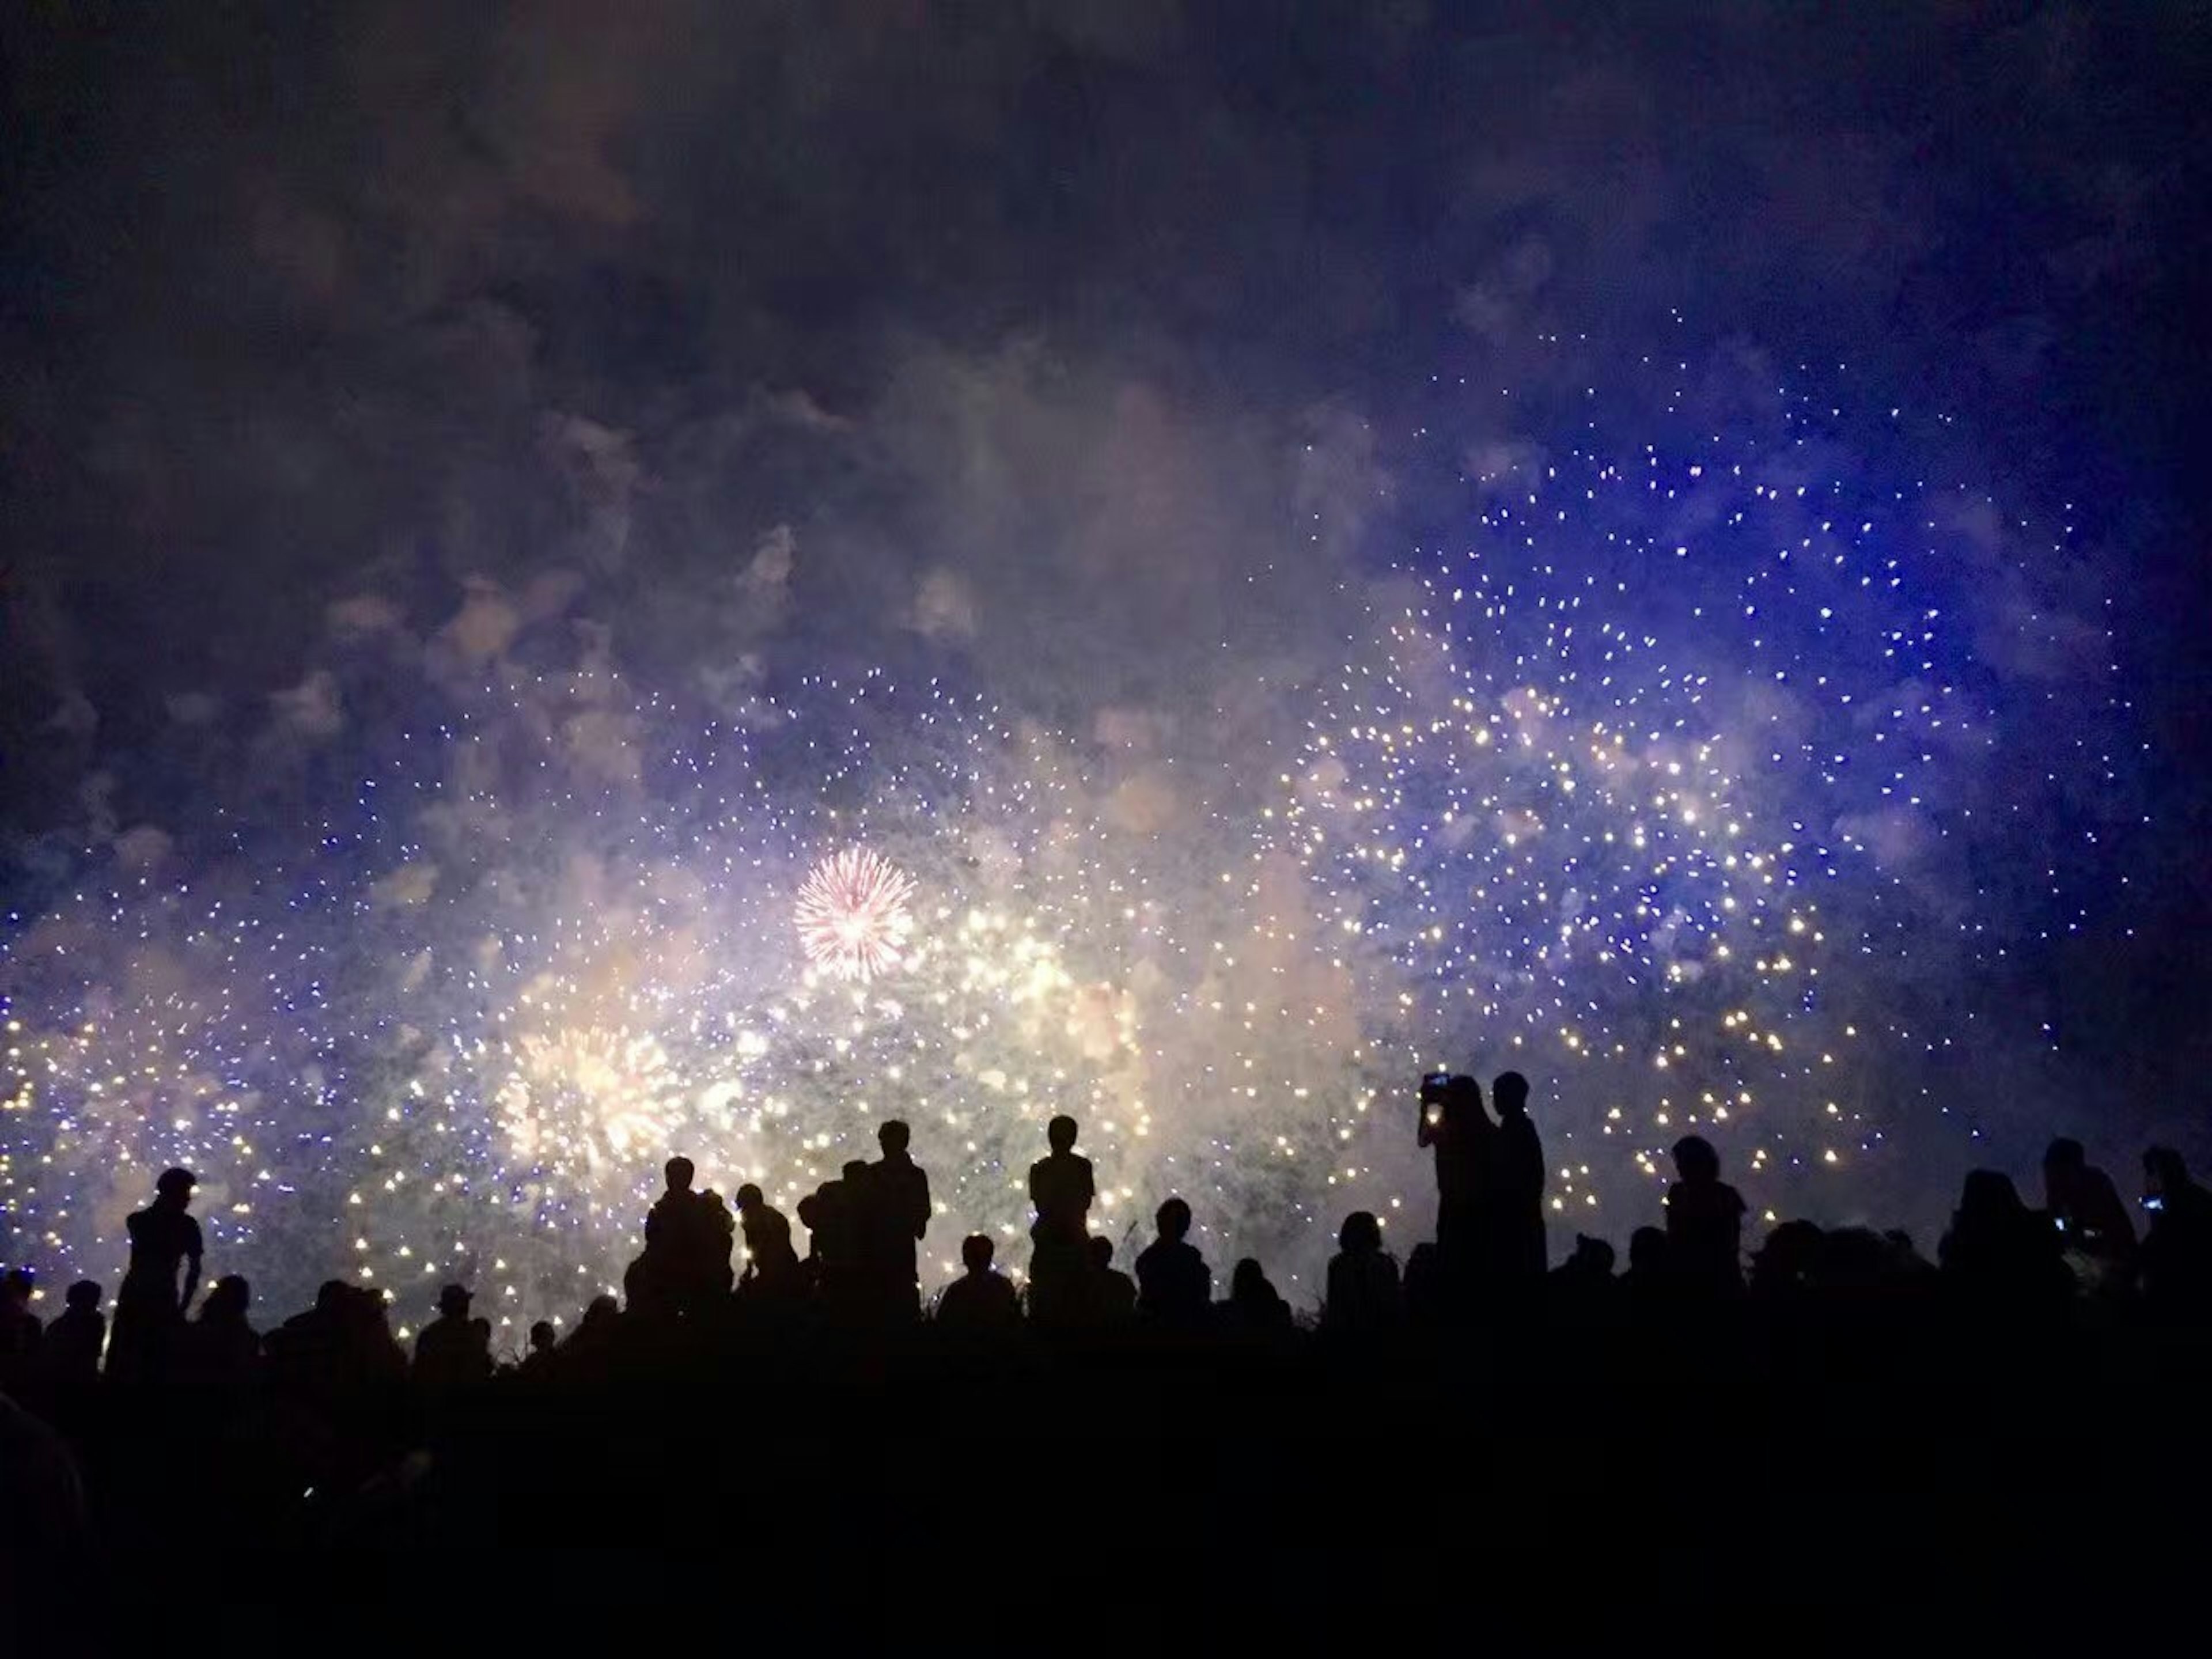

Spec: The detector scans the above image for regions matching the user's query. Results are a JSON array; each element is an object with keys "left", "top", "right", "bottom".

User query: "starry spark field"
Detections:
[{"left": 0, "top": 390, "right": 2129, "bottom": 1332}]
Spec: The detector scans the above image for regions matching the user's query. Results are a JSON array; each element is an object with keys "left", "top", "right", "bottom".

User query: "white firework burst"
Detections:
[{"left": 794, "top": 847, "right": 917, "bottom": 981}]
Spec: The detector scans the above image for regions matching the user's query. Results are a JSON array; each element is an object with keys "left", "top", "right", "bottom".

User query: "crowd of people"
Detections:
[{"left": 5, "top": 1072, "right": 2212, "bottom": 1634}]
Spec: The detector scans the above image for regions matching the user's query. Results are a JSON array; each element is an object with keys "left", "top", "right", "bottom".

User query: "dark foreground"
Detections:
[{"left": 13, "top": 1298, "right": 2210, "bottom": 1648}]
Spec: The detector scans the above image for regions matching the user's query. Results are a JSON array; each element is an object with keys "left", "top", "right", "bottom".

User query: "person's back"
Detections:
[
  {"left": 736, "top": 1184, "right": 801, "bottom": 1300},
  {"left": 2043, "top": 1138, "right": 2137, "bottom": 1291},
  {"left": 1221, "top": 1257, "right": 1294, "bottom": 1338},
  {"left": 1940, "top": 1170, "right": 2066, "bottom": 1305},
  {"left": 1664, "top": 1137, "right": 1746, "bottom": 1294},
  {"left": 110, "top": 1168, "right": 203, "bottom": 1382},
  {"left": 1489, "top": 1072, "right": 1547, "bottom": 1282},
  {"left": 1086, "top": 1236, "right": 1138, "bottom": 1326},
  {"left": 1323, "top": 1213, "right": 1403, "bottom": 1337},
  {"left": 1135, "top": 1198, "right": 1211, "bottom": 1328},
  {"left": 2139, "top": 1149, "right": 2212, "bottom": 1317},
  {"left": 936, "top": 1235, "right": 1022, "bottom": 1336},
  {"left": 188, "top": 1274, "right": 260, "bottom": 1394},
  {"left": 1419, "top": 1074, "right": 1494, "bottom": 1275},
  {"left": 1027, "top": 1116, "right": 1094, "bottom": 1323},
  {"left": 40, "top": 1283, "right": 105, "bottom": 1391},
  {"left": 866, "top": 1122, "right": 931, "bottom": 1320},
  {"left": 414, "top": 1287, "right": 491, "bottom": 1391},
  {"left": 0, "top": 1272, "right": 39, "bottom": 1384}
]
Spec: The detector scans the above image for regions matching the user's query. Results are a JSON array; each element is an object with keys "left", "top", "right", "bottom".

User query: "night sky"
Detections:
[{"left": 3, "top": 5, "right": 2209, "bottom": 1307}]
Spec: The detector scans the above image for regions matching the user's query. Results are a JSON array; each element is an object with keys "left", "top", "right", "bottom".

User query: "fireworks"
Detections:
[
  {"left": 0, "top": 378, "right": 2131, "bottom": 1324},
  {"left": 794, "top": 849, "right": 916, "bottom": 981}
]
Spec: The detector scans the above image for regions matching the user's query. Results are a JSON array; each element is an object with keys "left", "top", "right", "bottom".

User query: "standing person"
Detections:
[
  {"left": 865, "top": 1120, "right": 931, "bottom": 1324},
  {"left": 2141, "top": 1147, "right": 2212, "bottom": 1319},
  {"left": 1663, "top": 1137, "right": 1747, "bottom": 1296},
  {"left": 631, "top": 1156, "right": 735, "bottom": 1317},
  {"left": 1134, "top": 1198, "right": 1211, "bottom": 1329},
  {"left": 1416, "top": 1074, "right": 1494, "bottom": 1283},
  {"left": 1490, "top": 1072, "right": 1547, "bottom": 1285},
  {"left": 734, "top": 1184, "right": 801, "bottom": 1301},
  {"left": 1027, "top": 1115, "right": 1096, "bottom": 1325},
  {"left": 935, "top": 1235, "right": 1022, "bottom": 1335},
  {"left": 1323, "top": 1212, "right": 1403, "bottom": 1338},
  {"left": 0, "top": 1272, "right": 38, "bottom": 1389},
  {"left": 108, "top": 1167, "right": 203, "bottom": 1385},
  {"left": 40, "top": 1282, "right": 108, "bottom": 1393},
  {"left": 2041, "top": 1138, "right": 2137, "bottom": 1291},
  {"left": 413, "top": 1285, "right": 492, "bottom": 1392}
]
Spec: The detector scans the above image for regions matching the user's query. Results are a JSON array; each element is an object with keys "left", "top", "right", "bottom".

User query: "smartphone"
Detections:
[
  {"left": 2143, "top": 1195, "right": 2165, "bottom": 1213},
  {"left": 1421, "top": 1071, "right": 1452, "bottom": 1093}
]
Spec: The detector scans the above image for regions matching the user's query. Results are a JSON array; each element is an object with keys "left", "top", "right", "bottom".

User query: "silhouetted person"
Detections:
[
  {"left": 1664, "top": 1136, "right": 1746, "bottom": 1296},
  {"left": 864, "top": 1120, "right": 931, "bottom": 1323},
  {"left": 1402, "top": 1243, "right": 1446, "bottom": 1328},
  {"left": 184, "top": 1274, "right": 259, "bottom": 1399},
  {"left": 735, "top": 1184, "right": 801, "bottom": 1302},
  {"left": 1490, "top": 1071, "right": 1547, "bottom": 1285},
  {"left": 1086, "top": 1236, "right": 1137, "bottom": 1326},
  {"left": 2042, "top": 1137, "right": 2137, "bottom": 1291},
  {"left": 414, "top": 1284, "right": 493, "bottom": 1392},
  {"left": 1324, "top": 1211, "right": 1403, "bottom": 1337},
  {"left": 632, "top": 1156, "right": 736, "bottom": 1316},
  {"left": 0, "top": 1271, "right": 38, "bottom": 1388},
  {"left": 1028, "top": 1115, "right": 1096, "bottom": 1324},
  {"left": 0, "top": 1392, "right": 94, "bottom": 1642},
  {"left": 37, "top": 1281, "right": 104, "bottom": 1394},
  {"left": 935, "top": 1235, "right": 1022, "bottom": 1335},
  {"left": 1939, "top": 1170, "right": 2068, "bottom": 1305},
  {"left": 810, "top": 1160, "right": 875, "bottom": 1321},
  {"left": 108, "top": 1166, "right": 203, "bottom": 1384},
  {"left": 1751, "top": 1219, "right": 1827, "bottom": 1299},
  {"left": 1551, "top": 1234, "right": 1618, "bottom": 1316},
  {"left": 1623, "top": 1226, "right": 1672, "bottom": 1307},
  {"left": 518, "top": 1319, "right": 559, "bottom": 1380},
  {"left": 1135, "top": 1197, "right": 1211, "bottom": 1328},
  {"left": 1220, "top": 1257, "right": 1294, "bottom": 1338},
  {"left": 1418, "top": 1073, "right": 1494, "bottom": 1279},
  {"left": 2139, "top": 1147, "right": 2212, "bottom": 1319}
]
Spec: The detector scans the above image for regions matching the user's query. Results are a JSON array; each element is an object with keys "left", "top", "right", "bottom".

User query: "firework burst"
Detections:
[{"left": 794, "top": 848, "right": 917, "bottom": 982}]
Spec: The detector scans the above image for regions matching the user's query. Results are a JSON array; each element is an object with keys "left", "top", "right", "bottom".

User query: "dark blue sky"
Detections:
[{"left": 3, "top": 2, "right": 2208, "bottom": 1150}]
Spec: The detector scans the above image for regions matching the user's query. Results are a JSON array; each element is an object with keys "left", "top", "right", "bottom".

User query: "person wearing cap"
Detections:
[
  {"left": 412, "top": 1283, "right": 492, "bottom": 1394},
  {"left": 107, "top": 1167, "right": 203, "bottom": 1385}
]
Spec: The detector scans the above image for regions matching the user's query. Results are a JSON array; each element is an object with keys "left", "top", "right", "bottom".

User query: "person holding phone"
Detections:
[{"left": 1417, "top": 1072, "right": 1493, "bottom": 1279}]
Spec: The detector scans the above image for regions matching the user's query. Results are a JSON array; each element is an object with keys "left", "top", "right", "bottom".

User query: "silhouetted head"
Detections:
[
  {"left": 582, "top": 1294, "right": 619, "bottom": 1328},
  {"left": 1, "top": 1269, "right": 32, "bottom": 1308},
  {"left": 1958, "top": 1168, "right": 2025, "bottom": 1221},
  {"left": 206, "top": 1275, "right": 249, "bottom": 1319},
  {"left": 528, "top": 1320, "right": 555, "bottom": 1353},
  {"left": 1568, "top": 1234, "right": 1615, "bottom": 1276},
  {"left": 735, "top": 1183, "right": 764, "bottom": 1212},
  {"left": 1088, "top": 1236, "right": 1113, "bottom": 1270},
  {"left": 842, "top": 1159, "right": 869, "bottom": 1183},
  {"left": 437, "top": 1283, "right": 472, "bottom": 1317},
  {"left": 1628, "top": 1226, "right": 1669, "bottom": 1274},
  {"left": 1494, "top": 1071, "right": 1530, "bottom": 1115},
  {"left": 2144, "top": 1146, "right": 2188, "bottom": 1199},
  {"left": 1443, "top": 1074, "right": 1484, "bottom": 1124},
  {"left": 664, "top": 1157, "right": 695, "bottom": 1193},
  {"left": 156, "top": 1166, "right": 198, "bottom": 1203},
  {"left": 796, "top": 1194, "right": 819, "bottom": 1229},
  {"left": 65, "top": 1279, "right": 103, "bottom": 1312},
  {"left": 1232, "top": 1258, "right": 1270, "bottom": 1301},
  {"left": 1047, "top": 1114, "right": 1078, "bottom": 1153},
  {"left": 2044, "top": 1137, "right": 2086, "bottom": 1174},
  {"left": 315, "top": 1280, "right": 349, "bottom": 1314},
  {"left": 1671, "top": 1135, "right": 1721, "bottom": 1184},
  {"left": 961, "top": 1234, "right": 994, "bottom": 1272},
  {"left": 878, "top": 1120, "right": 911, "bottom": 1155},
  {"left": 1338, "top": 1211, "right": 1383, "bottom": 1256},
  {"left": 1156, "top": 1196, "right": 1193, "bottom": 1241}
]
